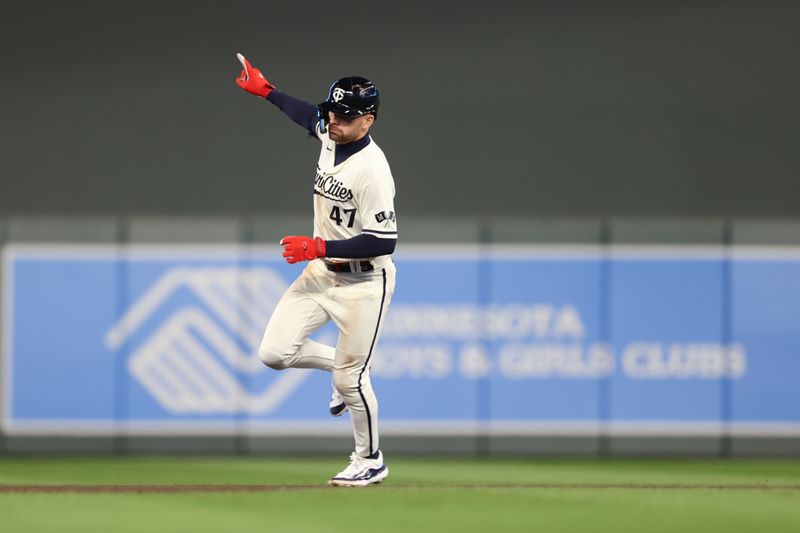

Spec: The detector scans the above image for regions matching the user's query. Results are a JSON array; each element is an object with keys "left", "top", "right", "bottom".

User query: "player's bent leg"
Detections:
[
  {"left": 258, "top": 284, "right": 335, "bottom": 371},
  {"left": 257, "top": 344, "right": 291, "bottom": 370},
  {"left": 259, "top": 338, "right": 336, "bottom": 371}
]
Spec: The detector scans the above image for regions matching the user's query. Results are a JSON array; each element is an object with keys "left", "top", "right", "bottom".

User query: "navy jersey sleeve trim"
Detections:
[
  {"left": 362, "top": 229, "right": 398, "bottom": 236},
  {"left": 266, "top": 90, "right": 318, "bottom": 136},
  {"left": 325, "top": 233, "right": 396, "bottom": 258}
]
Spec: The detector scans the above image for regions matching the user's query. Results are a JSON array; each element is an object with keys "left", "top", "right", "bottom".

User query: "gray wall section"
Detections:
[{"left": 2, "top": 1, "right": 800, "bottom": 217}]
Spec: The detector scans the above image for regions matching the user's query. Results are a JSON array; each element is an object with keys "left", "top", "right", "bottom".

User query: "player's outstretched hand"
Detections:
[
  {"left": 280, "top": 235, "right": 327, "bottom": 264},
  {"left": 235, "top": 53, "right": 275, "bottom": 98}
]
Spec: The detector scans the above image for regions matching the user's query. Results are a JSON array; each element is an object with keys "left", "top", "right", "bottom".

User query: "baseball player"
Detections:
[{"left": 235, "top": 54, "right": 397, "bottom": 487}]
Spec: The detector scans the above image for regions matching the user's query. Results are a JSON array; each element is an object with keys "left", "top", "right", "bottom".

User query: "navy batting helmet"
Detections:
[{"left": 318, "top": 77, "right": 380, "bottom": 120}]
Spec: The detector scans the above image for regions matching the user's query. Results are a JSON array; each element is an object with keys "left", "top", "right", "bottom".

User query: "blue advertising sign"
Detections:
[{"left": 2, "top": 245, "right": 799, "bottom": 436}]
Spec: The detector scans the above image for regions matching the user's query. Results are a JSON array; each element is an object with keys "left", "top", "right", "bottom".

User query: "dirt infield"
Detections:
[{"left": 2, "top": 483, "right": 799, "bottom": 493}]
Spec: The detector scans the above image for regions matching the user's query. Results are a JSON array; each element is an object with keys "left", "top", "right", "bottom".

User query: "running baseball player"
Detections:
[{"left": 235, "top": 53, "right": 397, "bottom": 487}]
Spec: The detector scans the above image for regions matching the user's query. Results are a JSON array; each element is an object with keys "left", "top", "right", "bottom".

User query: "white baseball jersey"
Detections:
[{"left": 312, "top": 124, "right": 397, "bottom": 260}]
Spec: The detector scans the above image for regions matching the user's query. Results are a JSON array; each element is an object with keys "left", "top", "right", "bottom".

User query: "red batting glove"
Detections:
[
  {"left": 280, "top": 236, "right": 327, "bottom": 264},
  {"left": 235, "top": 53, "right": 275, "bottom": 98}
]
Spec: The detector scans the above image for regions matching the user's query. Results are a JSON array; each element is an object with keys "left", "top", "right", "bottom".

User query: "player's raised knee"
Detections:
[{"left": 258, "top": 343, "right": 290, "bottom": 370}]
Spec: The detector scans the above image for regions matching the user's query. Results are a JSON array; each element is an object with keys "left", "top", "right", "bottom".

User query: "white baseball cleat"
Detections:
[
  {"left": 329, "top": 384, "right": 348, "bottom": 417},
  {"left": 328, "top": 451, "right": 389, "bottom": 487}
]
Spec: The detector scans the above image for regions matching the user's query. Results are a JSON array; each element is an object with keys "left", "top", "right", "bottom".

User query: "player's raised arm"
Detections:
[{"left": 234, "top": 53, "right": 319, "bottom": 137}]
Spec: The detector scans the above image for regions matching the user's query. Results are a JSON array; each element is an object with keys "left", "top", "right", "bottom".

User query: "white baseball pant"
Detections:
[{"left": 258, "top": 257, "right": 395, "bottom": 457}]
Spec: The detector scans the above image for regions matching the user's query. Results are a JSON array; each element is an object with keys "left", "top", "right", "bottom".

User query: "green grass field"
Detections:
[{"left": 1, "top": 456, "right": 799, "bottom": 532}]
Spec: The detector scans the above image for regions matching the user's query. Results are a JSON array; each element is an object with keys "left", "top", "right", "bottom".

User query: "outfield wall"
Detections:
[
  {"left": 3, "top": 1, "right": 800, "bottom": 218},
  {"left": 1, "top": 216, "right": 799, "bottom": 456}
]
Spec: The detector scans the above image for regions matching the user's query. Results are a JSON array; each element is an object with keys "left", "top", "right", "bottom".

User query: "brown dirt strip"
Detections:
[
  {"left": 1, "top": 483, "right": 800, "bottom": 493},
  {"left": 0, "top": 484, "right": 325, "bottom": 493}
]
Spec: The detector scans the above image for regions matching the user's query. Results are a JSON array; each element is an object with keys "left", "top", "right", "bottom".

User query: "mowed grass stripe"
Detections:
[{"left": 1, "top": 459, "right": 800, "bottom": 533}]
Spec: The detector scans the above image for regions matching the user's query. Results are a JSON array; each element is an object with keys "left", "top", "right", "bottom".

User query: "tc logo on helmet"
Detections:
[{"left": 332, "top": 88, "right": 346, "bottom": 102}]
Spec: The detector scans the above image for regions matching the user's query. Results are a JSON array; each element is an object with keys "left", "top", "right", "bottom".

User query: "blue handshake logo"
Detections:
[{"left": 104, "top": 267, "right": 308, "bottom": 415}]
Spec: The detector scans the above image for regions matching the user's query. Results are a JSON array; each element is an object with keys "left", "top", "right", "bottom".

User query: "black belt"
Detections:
[{"left": 324, "top": 260, "right": 375, "bottom": 273}]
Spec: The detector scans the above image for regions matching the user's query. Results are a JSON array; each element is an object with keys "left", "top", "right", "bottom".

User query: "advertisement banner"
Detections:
[{"left": 3, "top": 245, "right": 799, "bottom": 436}]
